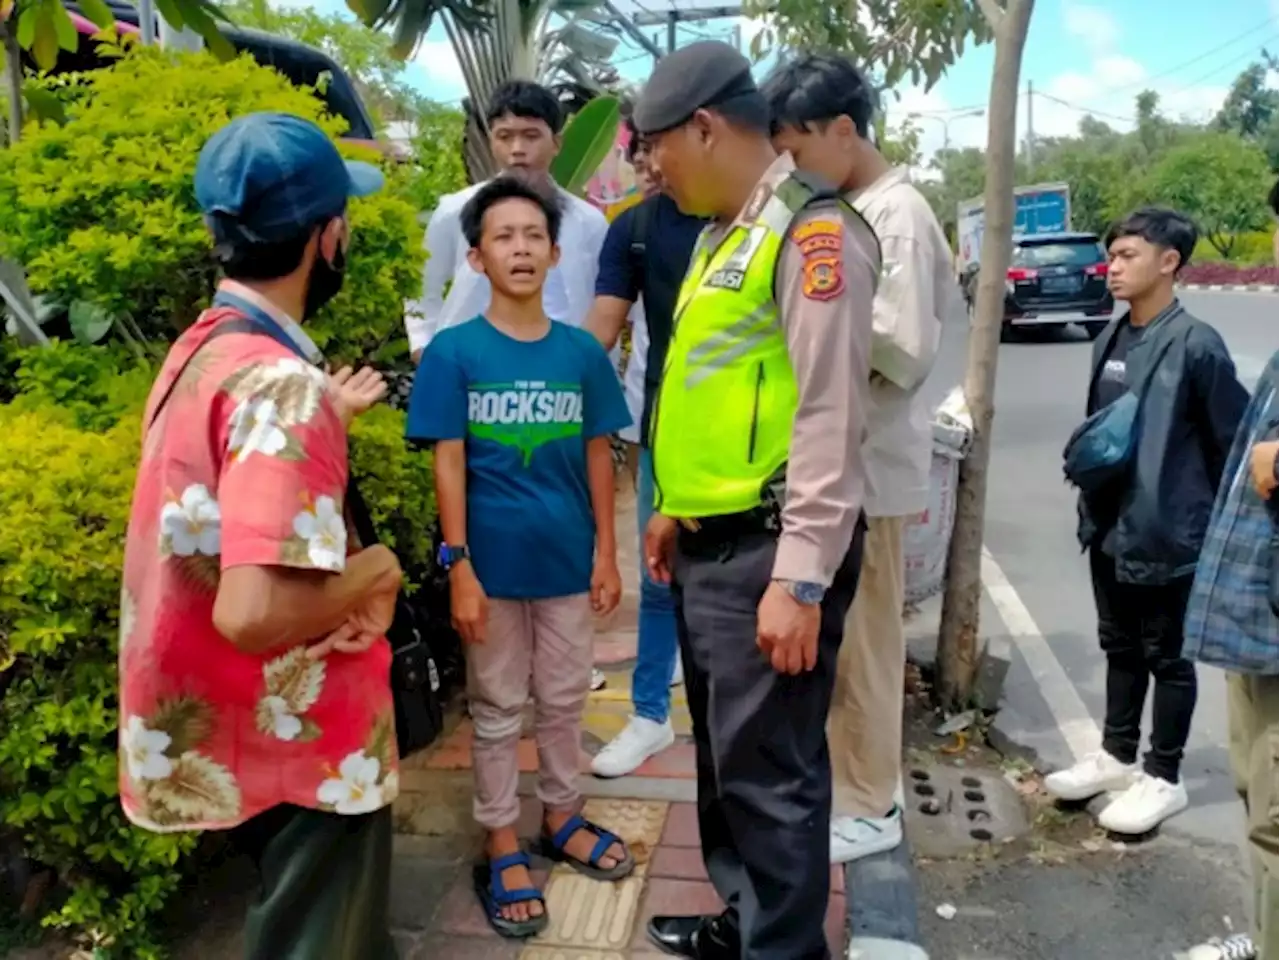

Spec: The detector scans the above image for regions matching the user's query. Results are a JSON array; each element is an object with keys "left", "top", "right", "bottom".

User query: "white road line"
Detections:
[{"left": 981, "top": 547, "right": 1099, "bottom": 764}]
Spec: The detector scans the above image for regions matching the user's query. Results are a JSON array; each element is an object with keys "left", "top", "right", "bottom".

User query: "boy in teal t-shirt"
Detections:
[{"left": 406, "top": 176, "right": 634, "bottom": 938}]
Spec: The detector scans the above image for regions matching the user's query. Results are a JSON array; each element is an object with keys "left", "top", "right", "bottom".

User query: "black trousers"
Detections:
[
  {"left": 672, "top": 520, "right": 865, "bottom": 960},
  {"left": 235, "top": 804, "right": 397, "bottom": 960},
  {"left": 1089, "top": 548, "right": 1198, "bottom": 783}
]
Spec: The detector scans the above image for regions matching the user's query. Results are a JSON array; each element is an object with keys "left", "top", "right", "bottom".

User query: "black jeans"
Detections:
[
  {"left": 672, "top": 518, "right": 865, "bottom": 960},
  {"left": 1089, "top": 548, "right": 1198, "bottom": 783},
  {"left": 235, "top": 804, "right": 397, "bottom": 960}
]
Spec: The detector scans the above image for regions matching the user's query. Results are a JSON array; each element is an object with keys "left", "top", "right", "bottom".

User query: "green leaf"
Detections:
[
  {"left": 68, "top": 301, "right": 116, "bottom": 344},
  {"left": 29, "top": 6, "right": 59, "bottom": 70},
  {"left": 153, "top": 0, "right": 187, "bottom": 31},
  {"left": 50, "top": 0, "right": 79, "bottom": 52},
  {"left": 175, "top": 0, "right": 236, "bottom": 60},
  {"left": 77, "top": 0, "right": 118, "bottom": 30},
  {"left": 549, "top": 94, "right": 620, "bottom": 197},
  {"left": 15, "top": 4, "right": 37, "bottom": 48},
  {"left": 22, "top": 83, "right": 66, "bottom": 126}
]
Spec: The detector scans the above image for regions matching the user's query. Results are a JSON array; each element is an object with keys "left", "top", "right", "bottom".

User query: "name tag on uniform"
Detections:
[{"left": 706, "top": 268, "right": 747, "bottom": 291}]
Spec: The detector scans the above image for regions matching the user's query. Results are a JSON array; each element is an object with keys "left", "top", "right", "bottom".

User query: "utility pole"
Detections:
[
  {"left": 1026, "top": 80, "right": 1035, "bottom": 173},
  {"left": 599, "top": 0, "right": 665, "bottom": 59},
  {"left": 138, "top": 0, "right": 155, "bottom": 45},
  {"left": 667, "top": 10, "right": 678, "bottom": 53}
]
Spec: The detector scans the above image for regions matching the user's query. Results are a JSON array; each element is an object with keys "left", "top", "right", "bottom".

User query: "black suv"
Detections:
[{"left": 1000, "top": 231, "right": 1114, "bottom": 341}]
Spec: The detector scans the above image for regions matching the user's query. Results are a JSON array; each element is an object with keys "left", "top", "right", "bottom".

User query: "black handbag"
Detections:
[{"left": 345, "top": 483, "right": 445, "bottom": 759}]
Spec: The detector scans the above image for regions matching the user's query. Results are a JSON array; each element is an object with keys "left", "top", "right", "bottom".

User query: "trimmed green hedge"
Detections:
[{"left": 0, "top": 45, "right": 458, "bottom": 958}]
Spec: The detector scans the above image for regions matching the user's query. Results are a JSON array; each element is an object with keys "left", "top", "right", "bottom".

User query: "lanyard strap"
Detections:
[{"left": 211, "top": 291, "right": 314, "bottom": 362}]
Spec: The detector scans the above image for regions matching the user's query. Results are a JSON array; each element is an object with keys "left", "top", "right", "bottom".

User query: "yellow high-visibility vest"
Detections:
[{"left": 650, "top": 174, "right": 870, "bottom": 518}]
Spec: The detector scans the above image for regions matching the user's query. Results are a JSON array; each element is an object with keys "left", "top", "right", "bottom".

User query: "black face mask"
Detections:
[{"left": 303, "top": 244, "right": 347, "bottom": 321}]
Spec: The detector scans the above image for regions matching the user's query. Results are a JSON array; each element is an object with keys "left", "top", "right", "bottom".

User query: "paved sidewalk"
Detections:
[
  {"left": 392, "top": 481, "right": 819, "bottom": 958},
  {"left": 389, "top": 480, "right": 930, "bottom": 959}
]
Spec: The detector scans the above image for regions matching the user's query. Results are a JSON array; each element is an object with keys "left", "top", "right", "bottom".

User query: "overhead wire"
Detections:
[{"left": 872, "top": 16, "right": 1277, "bottom": 119}]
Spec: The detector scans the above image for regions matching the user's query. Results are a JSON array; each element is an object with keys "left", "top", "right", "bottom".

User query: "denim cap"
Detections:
[{"left": 195, "top": 112, "right": 384, "bottom": 245}]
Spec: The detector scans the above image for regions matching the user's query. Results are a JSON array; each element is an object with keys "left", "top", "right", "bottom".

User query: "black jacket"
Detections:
[{"left": 1076, "top": 300, "right": 1249, "bottom": 585}]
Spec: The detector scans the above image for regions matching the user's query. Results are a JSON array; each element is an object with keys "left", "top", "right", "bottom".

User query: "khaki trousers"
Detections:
[
  {"left": 1227, "top": 672, "right": 1279, "bottom": 960},
  {"left": 829, "top": 515, "right": 907, "bottom": 819},
  {"left": 466, "top": 594, "right": 594, "bottom": 830}
]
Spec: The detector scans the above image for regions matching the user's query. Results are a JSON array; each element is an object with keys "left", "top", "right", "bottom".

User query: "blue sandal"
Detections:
[
  {"left": 472, "top": 852, "right": 549, "bottom": 939},
  {"left": 539, "top": 814, "right": 636, "bottom": 881}
]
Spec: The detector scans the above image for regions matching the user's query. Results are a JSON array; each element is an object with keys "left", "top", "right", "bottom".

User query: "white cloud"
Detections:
[
  {"left": 889, "top": 2, "right": 1241, "bottom": 166},
  {"left": 409, "top": 38, "right": 467, "bottom": 103},
  {"left": 1061, "top": 0, "right": 1120, "bottom": 54}
]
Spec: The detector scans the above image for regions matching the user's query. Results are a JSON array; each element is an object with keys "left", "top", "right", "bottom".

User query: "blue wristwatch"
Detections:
[
  {"left": 437, "top": 543, "right": 470, "bottom": 571},
  {"left": 775, "top": 579, "right": 825, "bottom": 605}
]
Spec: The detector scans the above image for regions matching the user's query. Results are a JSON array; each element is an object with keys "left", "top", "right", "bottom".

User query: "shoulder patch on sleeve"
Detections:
[{"left": 791, "top": 219, "right": 845, "bottom": 301}]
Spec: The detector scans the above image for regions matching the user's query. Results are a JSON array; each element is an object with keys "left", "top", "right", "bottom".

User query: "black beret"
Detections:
[{"left": 634, "top": 40, "right": 758, "bottom": 135}]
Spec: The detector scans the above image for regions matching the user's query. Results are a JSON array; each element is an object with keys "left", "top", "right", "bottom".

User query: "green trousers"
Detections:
[
  {"left": 1227, "top": 673, "right": 1278, "bottom": 960},
  {"left": 239, "top": 804, "right": 397, "bottom": 960}
]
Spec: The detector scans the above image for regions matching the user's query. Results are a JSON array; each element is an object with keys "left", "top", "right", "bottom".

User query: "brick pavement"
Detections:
[{"left": 390, "top": 480, "right": 916, "bottom": 959}]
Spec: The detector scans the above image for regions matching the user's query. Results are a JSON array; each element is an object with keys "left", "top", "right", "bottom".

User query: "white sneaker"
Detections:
[
  {"left": 670, "top": 658, "right": 684, "bottom": 687},
  {"left": 1043, "top": 750, "right": 1137, "bottom": 801},
  {"left": 1187, "top": 934, "right": 1257, "bottom": 959},
  {"left": 1097, "top": 772, "right": 1188, "bottom": 834},
  {"left": 590, "top": 669, "right": 607, "bottom": 691},
  {"left": 847, "top": 938, "right": 930, "bottom": 960},
  {"left": 830, "top": 807, "right": 904, "bottom": 864},
  {"left": 590, "top": 716, "right": 675, "bottom": 778}
]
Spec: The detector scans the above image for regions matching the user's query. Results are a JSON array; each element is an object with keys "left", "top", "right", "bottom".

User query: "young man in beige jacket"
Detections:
[{"left": 765, "top": 54, "right": 953, "bottom": 866}]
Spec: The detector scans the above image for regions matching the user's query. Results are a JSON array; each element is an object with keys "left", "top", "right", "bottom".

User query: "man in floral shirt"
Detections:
[{"left": 119, "top": 112, "right": 403, "bottom": 958}]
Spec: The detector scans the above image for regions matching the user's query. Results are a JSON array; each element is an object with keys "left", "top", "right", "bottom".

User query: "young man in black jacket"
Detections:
[{"left": 1046, "top": 207, "right": 1249, "bottom": 835}]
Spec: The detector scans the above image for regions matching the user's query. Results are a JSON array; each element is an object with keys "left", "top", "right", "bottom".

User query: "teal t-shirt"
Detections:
[{"left": 406, "top": 317, "right": 631, "bottom": 599}]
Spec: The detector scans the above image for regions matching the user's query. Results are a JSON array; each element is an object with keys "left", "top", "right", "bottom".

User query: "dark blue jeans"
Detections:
[{"left": 633, "top": 448, "right": 680, "bottom": 723}]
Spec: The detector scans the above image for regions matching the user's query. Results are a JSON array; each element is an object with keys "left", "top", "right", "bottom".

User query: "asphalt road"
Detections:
[{"left": 922, "top": 288, "right": 1279, "bottom": 852}]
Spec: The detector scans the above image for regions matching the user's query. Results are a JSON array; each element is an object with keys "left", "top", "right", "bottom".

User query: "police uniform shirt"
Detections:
[{"left": 695, "top": 152, "right": 881, "bottom": 588}]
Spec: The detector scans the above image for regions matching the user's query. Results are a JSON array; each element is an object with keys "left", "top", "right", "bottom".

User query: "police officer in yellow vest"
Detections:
[{"left": 633, "top": 42, "right": 882, "bottom": 960}]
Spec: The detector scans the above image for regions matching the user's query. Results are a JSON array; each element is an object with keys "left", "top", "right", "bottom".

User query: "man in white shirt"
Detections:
[
  {"left": 765, "top": 55, "right": 952, "bottom": 873},
  {"left": 406, "top": 80, "right": 609, "bottom": 360}
]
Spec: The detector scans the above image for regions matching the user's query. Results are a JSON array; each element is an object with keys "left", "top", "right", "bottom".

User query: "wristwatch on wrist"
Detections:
[
  {"left": 775, "top": 579, "right": 826, "bottom": 605},
  {"left": 437, "top": 543, "right": 471, "bottom": 571}
]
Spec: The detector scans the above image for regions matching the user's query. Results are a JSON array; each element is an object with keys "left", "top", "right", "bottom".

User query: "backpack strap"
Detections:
[
  {"left": 146, "top": 315, "right": 257, "bottom": 432},
  {"left": 628, "top": 196, "right": 656, "bottom": 282}
]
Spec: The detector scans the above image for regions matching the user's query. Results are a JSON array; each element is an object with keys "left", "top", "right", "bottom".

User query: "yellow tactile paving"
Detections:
[
  {"left": 519, "top": 947, "right": 627, "bottom": 960},
  {"left": 528, "top": 873, "right": 646, "bottom": 953},
  {"left": 582, "top": 669, "right": 693, "bottom": 744},
  {"left": 577, "top": 798, "right": 670, "bottom": 876}
]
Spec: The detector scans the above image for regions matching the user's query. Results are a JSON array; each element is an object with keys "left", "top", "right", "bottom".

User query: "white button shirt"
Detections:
[{"left": 405, "top": 180, "right": 610, "bottom": 354}]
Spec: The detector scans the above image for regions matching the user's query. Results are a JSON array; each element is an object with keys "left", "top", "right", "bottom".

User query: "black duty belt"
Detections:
[{"left": 677, "top": 502, "right": 781, "bottom": 544}]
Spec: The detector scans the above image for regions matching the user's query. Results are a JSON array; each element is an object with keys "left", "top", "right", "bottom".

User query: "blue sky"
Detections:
[{"left": 303, "top": 0, "right": 1278, "bottom": 159}]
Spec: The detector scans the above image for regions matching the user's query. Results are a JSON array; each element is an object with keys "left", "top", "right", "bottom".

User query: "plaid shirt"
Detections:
[{"left": 1184, "top": 351, "right": 1279, "bottom": 674}]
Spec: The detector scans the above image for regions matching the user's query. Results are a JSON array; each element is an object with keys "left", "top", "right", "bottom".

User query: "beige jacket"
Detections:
[{"left": 848, "top": 167, "right": 954, "bottom": 518}]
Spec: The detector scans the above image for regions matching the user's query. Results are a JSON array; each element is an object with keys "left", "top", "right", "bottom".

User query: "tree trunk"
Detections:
[
  {"left": 935, "top": 0, "right": 1035, "bottom": 711},
  {"left": 1, "top": 19, "right": 22, "bottom": 146}
]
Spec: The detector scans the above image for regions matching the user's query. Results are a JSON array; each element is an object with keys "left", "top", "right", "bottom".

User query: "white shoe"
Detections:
[
  {"left": 590, "top": 669, "right": 607, "bottom": 691},
  {"left": 830, "top": 807, "right": 904, "bottom": 864},
  {"left": 1043, "top": 750, "right": 1137, "bottom": 801},
  {"left": 1097, "top": 772, "right": 1188, "bottom": 834},
  {"left": 670, "top": 658, "right": 684, "bottom": 687},
  {"left": 589, "top": 716, "right": 675, "bottom": 778},
  {"left": 847, "top": 938, "right": 930, "bottom": 960},
  {"left": 1187, "top": 934, "right": 1257, "bottom": 959}
]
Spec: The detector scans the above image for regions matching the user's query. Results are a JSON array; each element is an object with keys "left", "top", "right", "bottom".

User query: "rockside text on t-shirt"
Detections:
[{"left": 405, "top": 317, "right": 631, "bottom": 599}]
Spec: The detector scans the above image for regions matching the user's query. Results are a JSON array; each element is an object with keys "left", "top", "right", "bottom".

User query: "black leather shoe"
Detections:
[{"left": 647, "top": 913, "right": 739, "bottom": 958}]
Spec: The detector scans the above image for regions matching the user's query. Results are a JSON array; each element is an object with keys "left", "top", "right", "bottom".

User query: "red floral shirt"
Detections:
[{"left": 119, "top": 308, "right": 399, "bottom": 832}]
